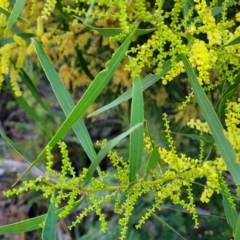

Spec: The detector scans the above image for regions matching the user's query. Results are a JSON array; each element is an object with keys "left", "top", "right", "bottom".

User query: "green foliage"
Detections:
[
  {"left": 1, "top": 0, "right": 240, "bottom": 239},
  {"left": 42, "top": 194, "right": 56, "bottom": 240}
]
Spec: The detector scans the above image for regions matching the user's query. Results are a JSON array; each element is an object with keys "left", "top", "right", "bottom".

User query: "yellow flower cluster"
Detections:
[
  {"left": 187, "top": 118, "right": 210, "bottom": 133},
  {"left": 41, "top": 0, "right": 57, "bottom": 21},
  {"left": 161, "top": 61, "right": 185, "bottom": 85},
  {"left": 36, "top": 16, "right": 44, "bottom": 37},
  {"left": 125, "top": 27, "right": 166, "bottom": 77},
  {"left": 160, "top": 114, "right": 228, "bottom": 205},
  {"left": 18, "top": 3, "right": 132, "bottom": 93},
  {"left": 188, "top": 40, "right": 218, "bottom": 85},
  {"left": 194, "top": 0, "right": 223, "bottom": 45},
  {"left": 0, "top": 35, "right": 27, "bottom": 97},
  {"left": 225, "top": 25, "right": 240, "bottom": 58},
  {"left": 0, "top": 43, "right": 14, "bottom": 75},
  {"left": 0, "top": 0, "right": 9, "bottom": 30},
  {"left": 225, "top": 99, "right": 240, "bottom": 162},
  {"left": 143, "top": 142, "right": 227, "bottom": 227},
  {"left": 236, "top": 12, "right": 240, "bottom": 22},
  {"left": 199, "top": 159, "right": 226, "bottom": 203},
  {"left": 123, "top": 114, "right": 227, "bottom": 229},
  {"left": 189, "top": 98, "right": 240, "bottom": 165},
  {"left": 13, "top": 35, "right": 27, "bottom": 70}
]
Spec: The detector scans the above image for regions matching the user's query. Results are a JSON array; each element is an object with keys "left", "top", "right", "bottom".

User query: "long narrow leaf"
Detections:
[
  {"left": 20, "top": 69, "right": 49, "bottom": 111},
  {"left": 0, "top": 37, "right": 14, "bottom": 47},
  {"left": 12, "top": 94, "right": 52, "bottom": 137},
  {"left": 181, "top": 54, "right": 240, "bottom": 184},
  {"left": 15, "top": 28, "right": 137, "bottom": 184},
  {"left": 88, "top": 55, "right": 181, "bottom": 118},
  {"left": 42, "top": 194, "right": 56, "bottom": 240},
  {"left": 0, "top": 7, "right": 29, "bottom": 25},
  {"left": 234, "top": 215, "right": 240, "bottom": 239},
  {"left": 211, "top": 0, "right": 235, "bottom": 17},
  {"left": 75, "top": 48, "right": 94, "bottom": 80},
  {"left": 129, "top": 76, "right": 144, "bottom": 182},
  {"left": 75, "top": 16, "right": 155, "bottom": 37},
  {"left": 153, "top": 214, "right": 187, "bottom": 240},
  {"left": 16, "top": 32, "right": 35, "bottom": 39},
  {"left": 143, "top": 121, "right": 162, "bottom": 178},
  {"left": 182, "top": 0, "right": 192, "bottom": 21},
  {"left": 144, "top": 146, "right": 160, "bottom": 177},
  {"left": 223, "top": 36, "right": 240, "bottom": 47},
  {"left": 222, "top": 192, "right": 238, "bottom": 234},
  {"left": 32, "top": 38, "right": 96, "bottom": 161},
  {"left": 84, "top": 123, "right": 142, "bottom": 184},
  {"left": 215, "top": 72, "right": 240, "bottom": 118},
  {"left": 171, "top": 132, "right": 214, "bottom": 143},
  {"left": 56, "top": 0, "right": 71, "bottom": 21},
  {"left": 5, "top": 0, "right": 27, "bottom": 32},
  {"left": 212, "top": 7, "right": 222, "bottom": 16}
]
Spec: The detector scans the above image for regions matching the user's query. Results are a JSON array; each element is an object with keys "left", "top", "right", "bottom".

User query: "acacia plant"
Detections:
[{"left": 1, "top": 0, "right": 240, "bottom": 239}]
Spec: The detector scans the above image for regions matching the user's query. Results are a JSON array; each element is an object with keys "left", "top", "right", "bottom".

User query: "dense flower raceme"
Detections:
[{"left": 187, "top": 97, "right": 240, "bottom": 163}]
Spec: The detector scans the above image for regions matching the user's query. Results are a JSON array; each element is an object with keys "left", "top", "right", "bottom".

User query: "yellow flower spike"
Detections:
[
  {"left": 30, "top": 0, "right": 36, "bottom": 16},
  {"left": 36, "top": 16, "right": 44, "bottom": 37},
  {"left": 0, "top": 43, "right": 15, "bottom": 74},
  {"left": 143, "top": 134, "right": 153, "bottom": 153},
  {"left": 41, "top": 0, "right": 57, "bottom": 21},
  {"left": 188, "top": 40, "right": 215, "bottom": 84},
  {"left": 10, "top": 68, "right": 22, "bottom": 97},
  {"left": 0, "top": 0, "right": 9, "bottom": 27},
  {"left": 236, "top": 12, "right": 240, "bottom": 22},
  {"left": 45, "top": 145, "right": 53, "bottom": 180},
  {"left": 225, "top": 99, "right": 240, "bottom": 162},
  {"left": 15, "top": 45, "right": 26, "bottom": 71},
  {"left": 187, "top": 118, "right": 210, "bottom": 133},
  {"left": 163, "top": 113, "right": 177, "bottom": 155},
  {"left": 161, "top": 61, "right": 185, "bottom": 85},
  {"left": 58, "top": 141, "right": 76, "bottom": 179},
  {"left": 13, "top": 35, "right": 26, "bottom": 46}
]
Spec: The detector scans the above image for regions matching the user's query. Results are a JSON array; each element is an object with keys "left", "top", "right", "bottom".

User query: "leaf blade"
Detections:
[
  {"left": 42, "top": 194, "right": 56, "bottom": 240},
  {"left": 129, "top": 76, "right": 144, "bottom": 182},
  {"left": 0, "top": 6, "right": 29, "bottom": 25},
  {"left": 181, "top": 54, "right": 240, "bottom": 184},
  {"left": 32, "top": 38, "right": 96, "bottom": 161},
  {"left": 223, "top": 35, "right": 240, "bottom": 47},
  {"left": 215, "top": 72, "right": 240, "bottom": 118},
  {"left": 84, "top": 123, "right": 142, "bottom": 184},
  {"left": 5, "top": 0, "right": 27, "bottom": 32},
  {"left": 234, "top": 215, "right": 240, "bottom": 239},
  {"left": 222, "top": 192, "right": 238, "bottom": 233},
  {"left": 19, "top": 69, "right": 49, "bottom": 111},
  {"left": 75, "top": 16, "right": 155, "bottom": 37},
  {"left": 145, "top": 146, "right": 160, "bottom": 176}
]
